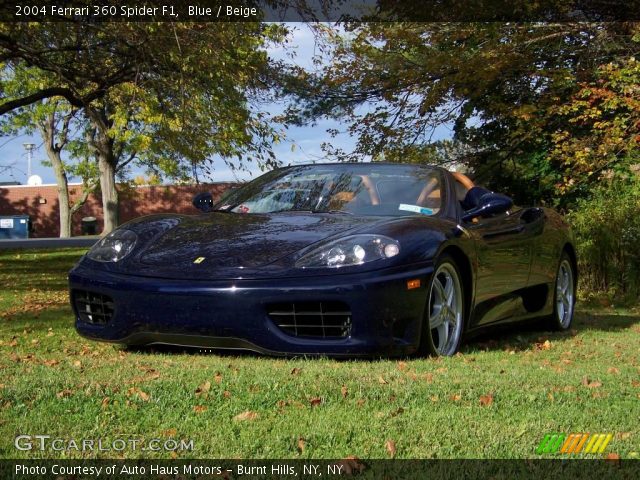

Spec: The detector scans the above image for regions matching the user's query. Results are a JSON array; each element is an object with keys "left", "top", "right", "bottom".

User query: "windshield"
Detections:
[{"left": 215, "top": 164, "right": 443, "bottom": 217}]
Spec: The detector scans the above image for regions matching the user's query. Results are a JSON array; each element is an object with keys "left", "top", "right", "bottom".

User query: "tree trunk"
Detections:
[
  {"left": 53, "top": 156, "right": 72, "bottom": 238},
  {"left": 40, "top": 120, "right": 72, "bottom": 237},
  {"left": 85, "top": 107, "right": 120, "bottom": 235},
  {"left": 97, "top": 149, "right": 119, "bottom": 235}
]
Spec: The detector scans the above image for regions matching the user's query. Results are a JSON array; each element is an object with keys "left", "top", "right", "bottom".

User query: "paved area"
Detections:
[{"left": 0, "top": 237, "right": 98, "bottom": 249}]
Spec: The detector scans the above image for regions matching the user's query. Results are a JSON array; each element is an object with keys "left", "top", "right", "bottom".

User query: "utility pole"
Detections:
[{"left": 23, "top": 143, "right": 36, "bottom": 179}]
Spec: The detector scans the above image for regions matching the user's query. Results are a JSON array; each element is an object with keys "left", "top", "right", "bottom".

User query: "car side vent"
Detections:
[
  {"left": 267, "top": 301, "right": 352, "bottom": 338},
  {"left": 73, "top": 290, "right": 115, "bottom": 325}
]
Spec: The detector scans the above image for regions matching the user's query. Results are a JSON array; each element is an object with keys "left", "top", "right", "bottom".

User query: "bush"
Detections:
[{"left": 568, "top": 177, "right": 640, "bottom": 302}]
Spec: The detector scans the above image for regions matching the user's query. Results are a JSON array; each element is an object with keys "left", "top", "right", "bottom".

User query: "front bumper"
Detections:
[{"left": 69, "top": 263, "right": 433, "bottom": 357}]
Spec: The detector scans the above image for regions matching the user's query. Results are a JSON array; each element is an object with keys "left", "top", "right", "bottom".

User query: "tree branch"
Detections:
[{"left": 0, "top": 87, "right": 82, "bottom": 115}]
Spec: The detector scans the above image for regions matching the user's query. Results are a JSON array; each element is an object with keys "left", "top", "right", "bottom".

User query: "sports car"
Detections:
[{"left": 69, "top": 163, "right": 577, "bottom": 356}]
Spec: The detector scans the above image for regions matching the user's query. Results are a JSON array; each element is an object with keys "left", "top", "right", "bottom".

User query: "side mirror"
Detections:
[
  {"left": 192, "top": 192, "right": 214, "bottom": 212},
  {"left": 462, "top": 193, "right": 513, "bottom": 222}
]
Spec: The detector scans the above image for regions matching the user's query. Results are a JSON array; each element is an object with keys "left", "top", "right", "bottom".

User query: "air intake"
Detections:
[
  {"left": 73, "top": 290, "right": 114, "bottom": 325},
  {"left": 267, "top": 301, "right": 352, "bottom": 338}
]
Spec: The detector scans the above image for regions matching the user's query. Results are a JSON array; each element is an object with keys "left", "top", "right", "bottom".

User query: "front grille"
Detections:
[
  {"left": 73, "top": 290, "right": 115, "bottom": 325},
  {"left": 267, "top": 301, "right": 352, "bottom": 338}
]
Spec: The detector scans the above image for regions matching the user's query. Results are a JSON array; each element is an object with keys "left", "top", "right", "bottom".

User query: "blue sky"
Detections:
[{"left": 0, "top": 24, "right": 452, "bottom": 185}]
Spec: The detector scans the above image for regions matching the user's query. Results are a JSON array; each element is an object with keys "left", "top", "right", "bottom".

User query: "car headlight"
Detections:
[
  {"left": 87, "top": 229, "right": 138, "bottom": 262},
  {"left": 296, "top": 234, "right": 400, "bottom": 268}
]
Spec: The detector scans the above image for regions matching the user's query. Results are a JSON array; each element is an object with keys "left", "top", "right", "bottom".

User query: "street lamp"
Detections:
[{"left": 23, "top": 143, "right": 36, "bottom": 179}]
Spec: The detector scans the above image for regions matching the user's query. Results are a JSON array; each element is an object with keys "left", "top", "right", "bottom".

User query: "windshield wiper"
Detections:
[
  {"left": 268, "top": 209, "right": 353, "bottom": 215},
  {"left": 311, "top": 209, "right": 353, "bottom": 215}
]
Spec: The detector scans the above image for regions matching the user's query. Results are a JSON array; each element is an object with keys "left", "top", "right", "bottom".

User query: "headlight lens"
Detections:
[
  {"left": 87, "top": 229, "right": 138, "bottom": 262},
  {"left": 296, "top": 234, "right": 400, "bottom": 268}
]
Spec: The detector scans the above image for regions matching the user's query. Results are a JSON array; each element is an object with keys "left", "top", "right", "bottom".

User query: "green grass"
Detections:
[{"left": 0, "top": 249, "right": 638, "bottom": 459}]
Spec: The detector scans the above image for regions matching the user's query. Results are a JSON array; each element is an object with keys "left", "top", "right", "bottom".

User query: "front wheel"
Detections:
[
  {"left": 419, "top": 255, "right": 465, "bottom": 356},
  {"left": 548, "top": 252, "right": 576, "bottom": 330}
]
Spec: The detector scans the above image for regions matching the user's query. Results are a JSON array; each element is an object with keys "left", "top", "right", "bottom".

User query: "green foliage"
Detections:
[
  {"left": 0, "top": 22, "right": 291, "bottom": 179},
  {"left": 550, "top": 57, "right": 640, "bottom": 201},
  {"left": 301, "top": 22, "right": 639, "bottom": 208},
  {"left": 568, "top": 175, "right": 640, "bottom": 301}
]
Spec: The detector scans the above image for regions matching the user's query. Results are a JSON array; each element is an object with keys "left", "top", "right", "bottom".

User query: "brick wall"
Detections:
[{"left": 0, "top": 182, "right": 236, "bottom": 237}]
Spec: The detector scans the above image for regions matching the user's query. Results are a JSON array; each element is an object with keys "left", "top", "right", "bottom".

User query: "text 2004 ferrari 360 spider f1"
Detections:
[{"left": 69, "top": 163, "right": 577, "bottom": 357}]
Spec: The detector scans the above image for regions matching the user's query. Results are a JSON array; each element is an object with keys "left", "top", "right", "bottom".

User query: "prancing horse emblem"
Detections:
[{"left": 193, "top": 257, "right": 205, "bottom": 264}]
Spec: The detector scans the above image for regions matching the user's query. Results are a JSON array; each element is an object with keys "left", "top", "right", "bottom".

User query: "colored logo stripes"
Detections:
[{"left": 536, "top": 433, "right": 613, "bottom": 455}]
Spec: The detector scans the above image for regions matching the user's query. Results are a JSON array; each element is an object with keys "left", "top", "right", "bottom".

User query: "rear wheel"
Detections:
[
  {"left": 419, "top": 255, "right": 465, "bottom": 356},
  {"left": 547, "top": 252, "right": 576, "bottom": 330}
]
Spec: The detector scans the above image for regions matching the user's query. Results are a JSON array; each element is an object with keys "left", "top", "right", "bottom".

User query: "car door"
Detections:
[{"left": 466, "top": 207, "right": 542, "bottom": 307}]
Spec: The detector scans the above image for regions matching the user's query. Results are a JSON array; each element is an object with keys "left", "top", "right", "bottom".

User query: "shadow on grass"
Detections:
[
  {"left": 462, "top": 310, "right": 640, "bottom": 354},
  {"left": 0, "top": 249, "right": 85, "bottom": 293},
  {"left": 4, "top": 306, "right": 638, "bottom": 360},
  {"left": 111, "top": 310, "right": 640, "bottom": 360}
]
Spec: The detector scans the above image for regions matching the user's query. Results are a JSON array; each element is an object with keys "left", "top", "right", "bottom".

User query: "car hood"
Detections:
[{"left": 128, "top": 212, "right": 383, "bottom": 279}]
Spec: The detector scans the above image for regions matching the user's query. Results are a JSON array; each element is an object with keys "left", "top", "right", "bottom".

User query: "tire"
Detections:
[
  {"left": 547, "top": 251, "right": 576, "bottom": 330},
  {"left": 418, "top": 254, "right": 465, "bottom": 356}
]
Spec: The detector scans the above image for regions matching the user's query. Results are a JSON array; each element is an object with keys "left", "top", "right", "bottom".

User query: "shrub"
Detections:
[{"left": 568, "top": 176, "right": 640, "bottom": 302}]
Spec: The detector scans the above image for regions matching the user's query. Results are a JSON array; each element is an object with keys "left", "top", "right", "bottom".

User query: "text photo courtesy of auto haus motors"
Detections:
[{"left": 1, "top": 2, "right": 639, "bottom": 478}]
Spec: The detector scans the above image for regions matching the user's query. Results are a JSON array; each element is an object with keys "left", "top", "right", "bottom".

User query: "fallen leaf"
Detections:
[
  {"left": 56, "top": 389, "right": 73, "bottom": 398},
  {"left": 378, "top": 376, "right": 388, "bottom": 385},
  {"left": 397, "top": 361, "right": 408, "bottom": 371},
  {"left": 356, "top": 399, "right": 365, "bottom": 407},
  {"left": 479, "top": 394, "right": 494, "bottom": 406},
  {"left": 309, "top": 397, "right": 322, "bottom": 407},
  {"left": 607, "top": 367, "right": 620, "bottom": 374},
  {"left": 214, "top": 372, "right": 223, "bottom": 384},
  {"left": 450, "top": 394, "right": 462, "bottom": 402},
  {"left": 341, "top": 385, "right": 348, "bottom": 398},
  {"left": 534, "top": 340, "right": 552, "bottom": 350},
  {"left": 430, "top": 395, "right": 439, "bottom": 402},
  {"left": 193, "top": 405, "right": 208, "bottom": 414},
  {"left": 43, "top": 359, "right": 59, "bottom": 367},
  {"left": 101, "top": 397, "right": 110, "bottom": 408},
  {"left": 334, "top": 456, "right": 365, "bottom": 475},
  {"left": 297, "top": 437, "right": 306, "bottom": 454},
  {"left": 605, "top": 453, "right": 621, "bottom": 464},
  {"left": 162, "top": 428, "right": 177, "bottom": 437},
  {"left": 234, "top": 410, "right": 258, "bottom": 421},
  {"left": 582, "top": 377, "right": 602, "bottom": 388},
  {"left": 223, "top": 390, "right": 231, "bottom": 398},
  {"left": 385, "top": 440, "right": 397, "bottom": 458},
  {"left": 73, "top": 360, "right": 82, "bottom": 368},
  {"left": 195, "top": 380, "right": 211, "bottom": 397},
  {"left": 423, "top": 373, "right": 434, "bottom": 383},
  {"left": 291, "top": 367, "right": 302, "bottom": 375},
  {"left": 137, "top": 390, "right": 150, "bottom": 402}
]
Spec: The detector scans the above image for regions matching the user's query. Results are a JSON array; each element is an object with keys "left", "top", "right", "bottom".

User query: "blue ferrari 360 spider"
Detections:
[{"left": 69, "top": 163, "right": 576, "bottom": 356}]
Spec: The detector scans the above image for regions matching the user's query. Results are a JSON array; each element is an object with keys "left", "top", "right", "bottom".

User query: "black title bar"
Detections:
[{"left": 1, "top": 0, "right": 640, "bottom": 22}]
